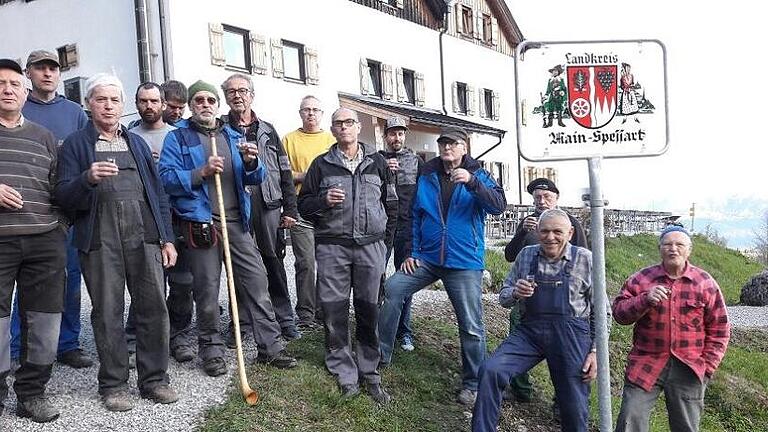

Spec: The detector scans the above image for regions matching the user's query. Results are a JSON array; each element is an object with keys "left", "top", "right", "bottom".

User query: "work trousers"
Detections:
[{"left": 291, "top": 219, "right": 320, "bottom": 325}]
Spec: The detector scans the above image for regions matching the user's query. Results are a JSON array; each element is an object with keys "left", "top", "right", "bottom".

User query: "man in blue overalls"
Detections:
[{"left": 472, "top": 209, "right": 603, "bottom": 432}]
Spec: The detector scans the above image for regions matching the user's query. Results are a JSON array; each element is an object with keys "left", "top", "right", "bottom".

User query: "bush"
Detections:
[{"left": 485, "top": 249, "right": 511, "bottom": 293}]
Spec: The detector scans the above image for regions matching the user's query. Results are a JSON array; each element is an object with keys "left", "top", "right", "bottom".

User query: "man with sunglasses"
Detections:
[
  {"left": 220, "top": 73, "right": 300, "bottom": 344},
  {"left": 297, "top": 108, "right": 397, "bottom": 404},
  {"left": 378, "top": 126, "right": 506, "bottom": 407},
  {"left": 158, "top": 80, "right": 297, "bottom": 378}
]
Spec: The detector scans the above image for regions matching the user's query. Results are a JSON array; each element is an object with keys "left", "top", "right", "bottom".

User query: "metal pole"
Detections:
[{"left": 587, "top": 157, "right": 612, "bottom": 431}]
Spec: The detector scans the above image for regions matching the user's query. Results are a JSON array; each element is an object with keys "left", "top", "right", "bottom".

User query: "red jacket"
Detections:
[{"left": 612, "top": 262, "right": 730, "bottom": 391}]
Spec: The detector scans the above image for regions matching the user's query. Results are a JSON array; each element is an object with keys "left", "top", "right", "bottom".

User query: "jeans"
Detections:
[{"left": 379, "top": 262, "right": 486, "bottom": 390}]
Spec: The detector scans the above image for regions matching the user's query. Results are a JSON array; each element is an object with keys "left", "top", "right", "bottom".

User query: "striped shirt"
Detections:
[
  {"left": 0, "top": 118, "right": 60, "bottom": 236},
  {"left": 613, "top": 262, "right": 730, "bottom": 391}
]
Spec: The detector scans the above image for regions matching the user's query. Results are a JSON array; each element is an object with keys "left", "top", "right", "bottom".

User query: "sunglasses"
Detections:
[{"left": 193, "top": 96, "right": 217, "bottom": 105}]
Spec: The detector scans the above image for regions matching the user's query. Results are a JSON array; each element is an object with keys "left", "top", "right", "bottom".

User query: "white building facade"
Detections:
[{"left": 1, "top": 0, "right": 532, "bottom": 201}]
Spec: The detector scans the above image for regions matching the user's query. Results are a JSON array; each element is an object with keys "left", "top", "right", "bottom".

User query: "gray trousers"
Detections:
[
  {"left": 79, "top": 201, "right": 170, "bottom": 395},
  {"left": 185, "top": 221, "right": 283, "bottom": 360},
  {"left": 316, "top": 241, "right": 385, "bottom": 387},
  {"left": 615, "top": 357, "right": 708, "bottom": 432},
  {"left": 291, "top": 220, "right": 318, "bottom": 324}
]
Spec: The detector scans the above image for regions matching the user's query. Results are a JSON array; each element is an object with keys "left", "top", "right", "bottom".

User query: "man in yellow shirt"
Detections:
[{"left": 282, "top": 95, "right": 335, "bottom": 330}]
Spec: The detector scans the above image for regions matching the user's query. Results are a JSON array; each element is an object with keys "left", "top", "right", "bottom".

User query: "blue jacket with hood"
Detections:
[
  {"left": 158, "top": 119, "right": 265, "bottom": 231},
  {"left": 411, "top": 155, "right": 506, "bottom": 270}
]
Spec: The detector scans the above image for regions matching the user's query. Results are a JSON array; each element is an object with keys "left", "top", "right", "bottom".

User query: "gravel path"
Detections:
[{"left": 4, "top": 247, "right": 766, "bottom": 430}]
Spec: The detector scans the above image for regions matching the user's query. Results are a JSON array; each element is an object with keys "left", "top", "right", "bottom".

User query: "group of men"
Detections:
[{"left": 0, "top": 48, "right": 731, "bottom": 432}]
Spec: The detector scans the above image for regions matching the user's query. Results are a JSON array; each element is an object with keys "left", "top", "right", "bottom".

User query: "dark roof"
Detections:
[{"left": 338, "top": 92, "right": 506, "bottom": 137}]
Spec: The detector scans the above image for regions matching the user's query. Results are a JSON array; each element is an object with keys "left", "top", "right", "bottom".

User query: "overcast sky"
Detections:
[{"left": 505, "top": 0, "right": 768, "bottom": 249}]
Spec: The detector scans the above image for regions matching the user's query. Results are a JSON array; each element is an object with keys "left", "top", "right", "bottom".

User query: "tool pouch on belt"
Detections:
[{"left": 185, "top": 221, "right": 219, "bottom": 249}]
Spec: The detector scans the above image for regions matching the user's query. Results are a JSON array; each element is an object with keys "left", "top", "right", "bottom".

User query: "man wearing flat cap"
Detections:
[
  {"left": 613, "top": 226, "right": 730, "bottom": 432},
  {"left": 502, "top": 177, "right": 586, "bottom": 406},
  {"left": 379, "top": 125, "right": 506, "bottom": 406},
  {"left": 8, "top": 50, "right": 92, "bottom": 373},
  {"left": 159, "top": 80, "right": 297, "bottom": 378},
  {"left": 378, "top": 116, "right": 423, "bottom": 352}
]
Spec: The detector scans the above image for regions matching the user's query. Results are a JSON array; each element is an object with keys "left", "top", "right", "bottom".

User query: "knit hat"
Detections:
[
  {"left": 187, "top": 80, "right": 219, "bottom": 104},
  {"left": 659, "top": 225, "right": 691, "bottom": 242}
]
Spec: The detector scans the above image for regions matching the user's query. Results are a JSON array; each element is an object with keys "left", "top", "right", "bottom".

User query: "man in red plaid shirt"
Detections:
[{"left": 613, "top": 225, "right": 730, "bottom": 432}]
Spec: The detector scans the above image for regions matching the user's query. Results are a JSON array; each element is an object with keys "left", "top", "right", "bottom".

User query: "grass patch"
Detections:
[{"left": 484, "top": 249, "right": 511, "bottom": 293}]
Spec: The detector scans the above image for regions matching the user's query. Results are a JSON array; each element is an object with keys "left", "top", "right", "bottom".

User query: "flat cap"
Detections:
[
  {"left": 526, "top": 177, "right": 559, "bottom": 195},
  {"left": 385, "top": 116, "right": 408, "bottom": 132},
  {"left": 26, "top": 50, "right": 60, "bottom": 68},
  {"left": 0, "top": 58, "right": 23, "bottom": 75},
  {"left": 437, "top": 126, "right": 468, "bottom": 144}
]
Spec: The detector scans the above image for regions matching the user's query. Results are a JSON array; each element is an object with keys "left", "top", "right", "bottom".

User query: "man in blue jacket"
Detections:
[
  {"left": 378, "top": 126, "right": 506, "bottom": 406},
  {"left": 9, "top": 50, "right": 92, "bottom": 370},
  {"left": 55, "top": 74, "right": 178, "bottom": 412},
  {"left": 158, "top": 80, "right": 296, "bottom": 378}
]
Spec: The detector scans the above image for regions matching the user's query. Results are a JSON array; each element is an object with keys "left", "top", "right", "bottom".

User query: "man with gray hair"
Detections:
[
  {"left": 473, "top": 209, "right": 600, "bottom": 431},
  {"left": 220, "top": 73, "right": 300, "bottom": 344},
  {"left": 298, "top": 107, "right": 397, "bottom": 404},
  {"left": 56, "top": 73, "right": 179, "bottom": 411},
  {"left": 0, "top": 58, "right": 66, "bottom": 422}
]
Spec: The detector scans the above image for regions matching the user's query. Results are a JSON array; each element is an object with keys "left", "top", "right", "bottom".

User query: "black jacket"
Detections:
[{"left": 504, "top": 210, "right": 588, "bottom": 262}]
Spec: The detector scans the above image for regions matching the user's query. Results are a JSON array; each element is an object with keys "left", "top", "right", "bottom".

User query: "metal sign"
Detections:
[{"left": 515, "top": 40, "right": 669, "bottom": 161}]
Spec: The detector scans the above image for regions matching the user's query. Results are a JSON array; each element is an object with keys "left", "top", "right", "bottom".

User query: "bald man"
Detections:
[{"left": 297, "top": 108, "right": 397, "bottom": 404}]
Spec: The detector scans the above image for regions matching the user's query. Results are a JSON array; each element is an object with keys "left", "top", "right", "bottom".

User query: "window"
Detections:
[
  {"left": 461, "top": 6, "right": 473, "bottom": 36},
  {"left": 57, "top": 44, "right": 78, "bottom": 71},
  {"left": 457, "top": 82, "right": 467, "bottom": 113},
  {"left": 402, "top": 69, "right": 415, "bottom": 104},
  {"left": 222, "top": 25, "right": 250, "bottom": 71},
  {"left": 483, "top": 89, "right": 494, "bottom": 118},
  {"left": 282, "top": 40, "right": 305, "bottom": 82},
  {"left": 482, "top": 14, "right": 492, "bottom": 43},
  {"left": 368, "top": 60, "right": 382, "bottom": 97}
]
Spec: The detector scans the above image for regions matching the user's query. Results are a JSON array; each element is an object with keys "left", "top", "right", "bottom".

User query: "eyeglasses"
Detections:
[
  {"left": 332, "top": 119, "right": 358, "bottom": 128},
  {"left": 438, "top": 140, "right": 464, "bottom": 148},
  {"left": 300, "top": 107, "right": 322, "bottom": 114},
  {"left": 193, "top": 96, "right": 217, "bottom": 105},
  {"left": 224, "top": 88, "right": 251, "bottom": 97}
]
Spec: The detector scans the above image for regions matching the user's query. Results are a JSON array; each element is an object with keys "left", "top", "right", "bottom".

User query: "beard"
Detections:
[{"left": 140, "top": 108, "right": 162, "bottom": 124}]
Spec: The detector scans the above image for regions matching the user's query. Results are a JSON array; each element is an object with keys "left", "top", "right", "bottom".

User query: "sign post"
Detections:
[{"left": 514, "top": 39, "right": 669, "bottom": 431}]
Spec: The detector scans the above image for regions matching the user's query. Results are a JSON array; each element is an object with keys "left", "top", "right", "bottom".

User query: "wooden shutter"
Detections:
[
  {"left": 382, "top": 64, "right": 394, "bottom": 100},
  {"left": 208, "top": 23, "right": 226, "bottom": 67},
  {"left": 467, "top": 85, "right": 476, "bottom": 116},
  {"left": 474, "top": 12, "right": 483, "bottom": 40},
  {"left": 64, "top": 44, "right": 78, "bottom": 68},
  {"left": 271, "top": 38, "right": 284, "bottom": 78},
  {"left": 491, "top": 18, "right": 499, "bottom": 46},
  {"left": 478, "top": 89, "right": 486, "bottom": 118},
  {"left": 396, "top": 67, "right": 406, "bottom": 102},
  {"left": 305, "top": 47, "right": 319, "bottom": 85},
  {"left": 360, "top": 58, "right": 371, "bottom": 95},
  {"left": 492, "top": 90, "right": 500, "bottom": 120},
  {"left": 415, "top": 72, "right": 425, "bottom": 106},
  {"left": 250, "top": 34, "right": 267, "bottom": 75},
  {"left": 454, "top": 2, "right": 462, "bottom": 34},
  {"left": 451, "top": 81, "right": 459, "bottom": 113}
]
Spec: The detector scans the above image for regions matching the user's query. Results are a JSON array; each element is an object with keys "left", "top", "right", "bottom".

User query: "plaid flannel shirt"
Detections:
[{"left": 612, "top": 262, "right": 730, "bottom": 391}]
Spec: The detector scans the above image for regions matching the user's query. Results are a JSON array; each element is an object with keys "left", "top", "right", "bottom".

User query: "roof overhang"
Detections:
[{"left": 338, "top": 92, "right": 506, "bottom": 137}]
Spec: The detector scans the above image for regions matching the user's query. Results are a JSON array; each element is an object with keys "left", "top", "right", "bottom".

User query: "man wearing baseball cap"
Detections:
[
  {"left": 0, "top": 58, "right": 66, "bottom": 422},
  {"left": 502, "top": 177, "right": 587, "bottom": 409},
  {"left": 8, "top": 50, "right": 92, "bottom": 373},
  {"left": 378, "top": 116, "right": 423, "bottom": 352}
]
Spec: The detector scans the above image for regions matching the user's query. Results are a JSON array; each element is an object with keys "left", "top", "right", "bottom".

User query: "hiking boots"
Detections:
[
  {"left": 103, "top": 390, "right": 134, "bottom": 412},
  {"left": 457, "top": 388, "right": 477, "bottom": 406},
  {"left": 171, "top": 345, "right": 195, "bottom": 363},
  {"left": 339, "top": 383, "right": 360, "bottom": 400},
  {"left": 282, "top": 327, "right": 302, "bottom": 341},
  {"left": 365, "top": 383, "right": 391, "bottom": 405},
  {"left": 16, "top": 395, "right": 60, "bottom": 423},
  {"left": 256, "top": 350, "right": 297, "bottom": 369},
  {"left": 141, "top": 384, "right": 179, "bottom": 404},
  {"left": 203, "top": 357, "right": 227, "bottom": 377},
  {"left": 57, "top": 348, "right": 94, "bottom": 369}
]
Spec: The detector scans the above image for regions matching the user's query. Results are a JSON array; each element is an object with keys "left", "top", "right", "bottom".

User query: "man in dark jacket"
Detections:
[
  {"left": 55, "top": 74, "right": 178, "bottom": 412},
  {"left": 378, "top": 126, "right": 506, "bottom": 407},
  {"left": 502, "top": 177, "right": 587, "bottom": 405},
  {"left": 298, "top": 108, "right": 397, "bottom": 404},
  {"left": 221, "top": 73, "right": 299, "bottom": 343},
  {"left": 378, "top": 116, "right": 423, "bottom": 351}
]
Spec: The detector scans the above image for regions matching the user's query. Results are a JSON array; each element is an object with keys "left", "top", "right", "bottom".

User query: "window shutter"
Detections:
[
  {"left": 360, "top": 58, "right": 372, "bottom": 95},
  {"left": 454, "top": 3, "right": 462, "bottom": 34},
  {"left": 396, "top": 0, "right": 404, "bottom": 8},
  {"left": 467, "top": 85, "right": 476, "bottom": 116},
  {"left": 451, "top": 82, "right": 459, "bottom": 113},
  {"left": 492, "top": 90, "right": 500, "bottom": 121},
  {"left": 478, "top": 89, "right": 486, "bottom": 118},
  {"left": 415, "top": 72, "right": 425, "bottom": 106},
  {"left": 503, "top": 162, "right": 511, "bottom": 191},
  {"left": 304, "top": 47, "right": 319, "bottom": 85},
  {"left": 474, "top": 12, "right": 483, "bottom": 40},
  {"left": 208, "top": 23, "right": 226, "bottom": 67},
  {"left": 64, "top": 44, "right": 79, "bottom": 68},
  {"left": 396, "top": 67, "right": 406, "bottom": 102},
  {"left": 491, "top": 18, "right": 499, "bottom": 46},
  {"left": 250, "top": 34, "right": 267, "bottom": 75},
  {"left": 382, "top": 64, "right": 394, "bottom": 100},
  {"left": 271, "top": 38, "right": 284, "bottom": 78}
]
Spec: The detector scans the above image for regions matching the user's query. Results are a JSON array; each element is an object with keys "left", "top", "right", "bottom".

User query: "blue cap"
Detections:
[{"left": 660, "top": 225, "right": 691, "bottom": 241}]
